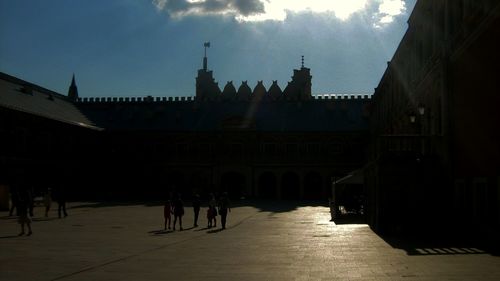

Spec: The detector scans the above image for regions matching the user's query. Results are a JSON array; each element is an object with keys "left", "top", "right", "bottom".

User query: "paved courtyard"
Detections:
[{"left": 1, "top": 201, "right": 500, "bottom": 281}]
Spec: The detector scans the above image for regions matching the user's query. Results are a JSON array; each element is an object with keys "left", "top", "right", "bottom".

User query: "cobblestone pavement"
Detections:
[{"left": 1, "top": 201, "right": 499, "bottom": 281}]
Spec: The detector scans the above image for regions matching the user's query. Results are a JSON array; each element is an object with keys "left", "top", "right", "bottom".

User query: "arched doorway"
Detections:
[
  {"left": 220, "top": 172, "right": 246, "bottom": 200},
  {"left": 304, "top": 172, "right": 323, "bottom": 200},
  {"left": 281, "top": 171, "right": 300, "bottom": 200},
  {"left": 258, "top": 172, "right": 277, "bottom": 199}
]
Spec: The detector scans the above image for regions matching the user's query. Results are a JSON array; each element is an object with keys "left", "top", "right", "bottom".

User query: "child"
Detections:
[
  {"left": 208, "top": 193, "right": 217, "bottom": 228},
  {"left": 164, "top": 200, "right": 172, "bottom": 230},
  {"left": 207, "top": 206, "right": 217, "bottom": 228}
]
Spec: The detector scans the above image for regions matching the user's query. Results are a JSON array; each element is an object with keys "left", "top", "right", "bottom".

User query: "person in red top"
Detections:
[{"left": 164, "top": 200, "right": 172, "bottom": 230}]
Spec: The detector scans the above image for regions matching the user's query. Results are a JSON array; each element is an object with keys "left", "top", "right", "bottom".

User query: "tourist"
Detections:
[
  {"left": 218, "top": 192, "right": 231, "bottom": 230},
  {"left": 208, "top": 193, "right": 217, "bottom": 228},
  {"left": 44, "top": 188, "right": 52, "bottom": 217},
  {"left": 172, "top": 194, "right": 184, "bottom": 231},
  {"left": 17, "top": 189, "right": 32, "bottom": 236},
  {"left": 164, "top": 200, "right": 172, "bottom": 230},
  {"left": 192, "top": 193, "right": 201, "bottom": 227}
]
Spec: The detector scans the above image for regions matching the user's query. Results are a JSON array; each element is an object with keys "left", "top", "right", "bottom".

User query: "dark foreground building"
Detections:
[{"left": 366, "top": 0, "right": 500, "bottom": 240}]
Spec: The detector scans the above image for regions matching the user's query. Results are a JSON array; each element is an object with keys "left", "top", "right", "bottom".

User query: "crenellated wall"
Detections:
[{"left": 75, "top": 93, "right": 372, "bottom": 104}]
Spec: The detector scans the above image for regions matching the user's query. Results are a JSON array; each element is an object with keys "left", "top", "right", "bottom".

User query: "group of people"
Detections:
[
  {"left": 9, "top": 186, "right": 69, "bottom": 236},
  {"left": 163, "top": 192, "right": 231, "bottom": 231}
]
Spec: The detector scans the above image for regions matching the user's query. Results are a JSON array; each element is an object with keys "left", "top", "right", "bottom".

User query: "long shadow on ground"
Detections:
[{"left": 379, "top": 230, "right": 500, "bottom": 256}]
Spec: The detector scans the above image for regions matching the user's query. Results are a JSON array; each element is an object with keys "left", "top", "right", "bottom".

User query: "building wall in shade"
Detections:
[{"left": 367, "top": 0, "right": 500, "bottom": 239}]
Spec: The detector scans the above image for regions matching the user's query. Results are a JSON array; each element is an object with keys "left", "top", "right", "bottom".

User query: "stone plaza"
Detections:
[{"left": 1, "top": 201, "right": 500, "bottom": 281}]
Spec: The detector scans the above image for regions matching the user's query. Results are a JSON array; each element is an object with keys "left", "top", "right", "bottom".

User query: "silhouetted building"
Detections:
[
  {"left": 0, "top": 72, "right": 101, "bottom": 207},
  {"left": 73, "top": 54, "right": 370, "bottom": 200},
  {"left": 366, "top": 0, "right": 500, "bottom": 241}
]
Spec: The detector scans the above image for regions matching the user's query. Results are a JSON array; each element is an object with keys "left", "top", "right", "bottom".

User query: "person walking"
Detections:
[
  {"left": 8, "top": 185, "right": 18, "bottom": 217},
  {"left": 164, "top": 200, "right": 173, "bottom": 230},
  {"left": 172, "top": 194, "right": 184, "bottom": 231},
  {"left": 44, "top": 188, "right": 52, "bottom": 217},
  {"left": 192, "top": 193, "right": 201, "bottom": 227},
  {"left": 27, "top": 186, "right": 35, "bottom": 217},
  {"left": 17, "top": 189, "right": 33, "bottom": 236},
  {"left": 54, "top": 186, "right": 68, "bottom": 218},
  {"left": 208, "top": 193, "right": 217, "bottom": 228},
  {"left": 218, "top": 192, "right": 231, "bottom": 230}
]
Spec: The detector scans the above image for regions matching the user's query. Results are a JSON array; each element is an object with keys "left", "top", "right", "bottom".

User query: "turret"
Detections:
[
  {"left": 195, "top": 42, "right": 221, "bottom": 101},
  {"left": 68, "top": 74, "right": 79, "bottom": 101},
  {"left": 283, "top": 56, "right": 312, "bottom": 100}
]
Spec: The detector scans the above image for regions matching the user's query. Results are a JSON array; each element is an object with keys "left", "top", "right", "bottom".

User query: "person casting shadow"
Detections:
[
  {"left": 17, "top": 188, "right": 33, "bottom": 236},
  {"left": 44, "top": 188, "right": 52, "bottom": 217},
  {"left": 172, "top": 194, "right": 184, "bottom": 231},
  {"left": 164, "top": 200, "right": 172, "bottom": 230},
  {"left": 218, "top": 192, "right": 231, "bottom": 230},
  {"left": 8, "top": 185, "right": 18, "bottom": 217},
  {"left": 54, "top": 186, "right": 68, "bottom": 218},
  {"left": 192, "top": 193, "right": 201, "bottom": 227},
  {"left": 207, "top": 193, "right": 217, "bottom": 228}
]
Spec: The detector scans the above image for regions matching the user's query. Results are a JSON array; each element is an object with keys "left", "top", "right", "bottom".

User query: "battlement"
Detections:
[
  {"left": 312, "top": 94, "right": 372, "bottom": 100},
  {"left": 76, "top": 93, "right": 372, "bottom": 104},
  {"left": 76, "top": 96, "right": 195, "bottom": 104}
]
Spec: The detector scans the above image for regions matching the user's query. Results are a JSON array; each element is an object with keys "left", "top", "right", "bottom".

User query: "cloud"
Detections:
[
  {"left": 152, "top": 0, "right": 265, "bottom": 18},
  {"left": 153, "top": 0, "right": 407, "bottom": 26},
  {"left": 373, "top": 0, "right": 406, "bottom": 27},
  {"left": 237, "top": 0, "right": 369, "bottom": 22}
]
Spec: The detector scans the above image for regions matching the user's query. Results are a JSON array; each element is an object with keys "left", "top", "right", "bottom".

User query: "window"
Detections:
[{"left": 263, "top": 143, "right": 276, "bottom": 156}]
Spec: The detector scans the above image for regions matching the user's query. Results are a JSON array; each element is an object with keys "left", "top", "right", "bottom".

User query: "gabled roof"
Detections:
[{"left": 0, "top": 72, "right": 101, "bottom": 130}]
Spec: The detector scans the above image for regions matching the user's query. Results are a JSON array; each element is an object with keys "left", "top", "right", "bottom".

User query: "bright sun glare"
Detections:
[
  {"left": 154, "top": 0, "right": 407, "bottom": 27},
  {"left": 237, "top": 0, "right": 368, "bottom": 22}
]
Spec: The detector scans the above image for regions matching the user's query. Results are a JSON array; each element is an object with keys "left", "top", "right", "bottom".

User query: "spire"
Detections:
[
  {"left": 68, "top": 73, "right": 79, "bottom": 101},
  {"left": 203, "top": 42, "right": 210, "bottom": 71}
]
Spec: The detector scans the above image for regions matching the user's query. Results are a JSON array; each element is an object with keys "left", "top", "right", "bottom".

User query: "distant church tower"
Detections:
[
  {"left": 196, "top": 42, "right": 221, "bottom": 101},
  {"left": 68, "top": 74, "right": 79, "bottom": 101}
]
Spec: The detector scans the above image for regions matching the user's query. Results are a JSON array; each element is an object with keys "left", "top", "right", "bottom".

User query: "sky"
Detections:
[{"left": 0, "top": 0, "right": 416, "bottom": 98}]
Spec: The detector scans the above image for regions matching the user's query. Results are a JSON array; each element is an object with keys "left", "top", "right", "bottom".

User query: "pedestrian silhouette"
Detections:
[
  {"left": 192, "top": 193, "right": 201, "bottom": 227},
  {"left": 54, "top": 186, "right": 68, "bottom": 218},
  {"left": 8, "top": 185, "right": 18, "bottom": 216},
  {"left": 172, "top": 194, "right": 184, "bottom": 231},
  {"left": 17, "top": 188, "right": 32, "bottom": 236},
  {"left": 27, "top": 186, "right": 35, "bottom": 217},
  {"left": 44, "top": 188, "right": 52, "bottom": 217},
  {"left": 164, "top": 200, "right": 172, "bottom": 230},
  {"left": 218, "top": 192, "right": 231, "bottom": 230},
  {"left": 207, "top": 193, "right": 217, "bottom": 228}
]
